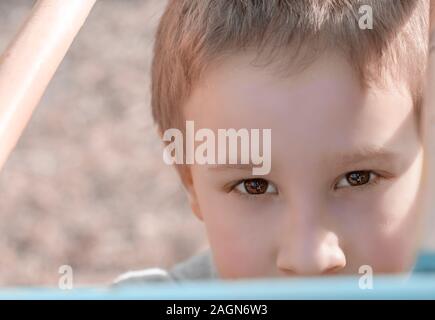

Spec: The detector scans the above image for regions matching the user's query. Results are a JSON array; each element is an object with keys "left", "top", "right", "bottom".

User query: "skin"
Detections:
[{"left": 184, "top": 51, "right": 424, "bottom": 278}]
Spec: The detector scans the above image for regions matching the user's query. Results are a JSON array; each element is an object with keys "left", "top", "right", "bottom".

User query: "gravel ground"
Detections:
[{"left": 0, "top": 0, "right": 207, "bottom": 286}]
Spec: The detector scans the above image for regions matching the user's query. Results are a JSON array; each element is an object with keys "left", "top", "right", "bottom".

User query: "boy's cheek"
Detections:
[
  {"left": 211, "top": 241, "right": 274, "bottom": 279},
  {"left": 195, "top": 198, "right": 277, "bottom": 278},
  {"left": 344, "top": 203, "right": 420, "bottom": 273},
  {"left": 352, "top": 229, "right": 418, "bottom": 273},
  {"left": 207, "top": 226, "right": 273, "bottom": 278}
]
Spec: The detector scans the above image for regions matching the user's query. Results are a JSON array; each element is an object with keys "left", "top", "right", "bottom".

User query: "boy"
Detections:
[{"left": 114, "top": 0, "right": 432, "bottom": 284}]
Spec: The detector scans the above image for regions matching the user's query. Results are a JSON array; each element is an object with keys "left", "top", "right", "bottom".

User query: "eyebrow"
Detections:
[
  {"left": 206, "top": 145, "right": 399, "bottom": 171},
  {"left": 331, "top": 145, "right": 400, "bottom": 168}
]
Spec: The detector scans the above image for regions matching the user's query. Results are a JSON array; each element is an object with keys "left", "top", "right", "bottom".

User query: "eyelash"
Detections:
[{"left": 227, "top": 170, "right": 385, "bottom": 198}]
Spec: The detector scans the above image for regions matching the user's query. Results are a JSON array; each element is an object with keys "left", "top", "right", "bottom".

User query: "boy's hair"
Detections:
[{"left": 151, "top": 0, "right": 429, "bottom": 180}]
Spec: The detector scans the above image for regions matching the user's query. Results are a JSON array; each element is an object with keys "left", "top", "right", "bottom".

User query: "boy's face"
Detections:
[{"left": 183, "top": 51, "right": 424, "bottom": 278}]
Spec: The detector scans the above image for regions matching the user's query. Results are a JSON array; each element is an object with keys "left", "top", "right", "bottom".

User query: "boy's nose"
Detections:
[
  {"left": 276, "top": 229, "right": 346, "bottom": 275},
  {"left": 276, "top": 208, "right": 346, "bottom": 275}
]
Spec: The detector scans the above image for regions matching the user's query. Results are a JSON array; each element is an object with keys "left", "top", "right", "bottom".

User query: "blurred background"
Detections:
[{"left": 0, "top": 0, "right": 208, "bottom": 286}]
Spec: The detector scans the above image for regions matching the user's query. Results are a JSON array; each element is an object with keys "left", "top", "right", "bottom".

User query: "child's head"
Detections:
[{"left": 152, "top": 0, "right": 429, "bottom": 277}]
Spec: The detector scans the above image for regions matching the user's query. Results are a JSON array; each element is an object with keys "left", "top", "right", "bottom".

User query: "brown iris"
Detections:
[
  {"left": 243, "top": 178, "right": 269, "bottom": 194},
  {"left": 346, "top": 171, "right": 370, "bottom": 186}
]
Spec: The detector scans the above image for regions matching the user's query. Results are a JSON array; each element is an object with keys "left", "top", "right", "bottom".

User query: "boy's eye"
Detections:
[
  {"left": 234, "top": 178, "right": 278, "bottom": 195},
  {"left": 335, "top": 170, "right": 379, "bottom": 189}
]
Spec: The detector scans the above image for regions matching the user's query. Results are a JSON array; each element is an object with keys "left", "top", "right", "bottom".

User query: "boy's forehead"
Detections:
[
  {"left": 185, "top": 52, "right": 413, "bottom": 133},
  {"left": 184, "top": 52, "right": 420, "bottom": 168}
]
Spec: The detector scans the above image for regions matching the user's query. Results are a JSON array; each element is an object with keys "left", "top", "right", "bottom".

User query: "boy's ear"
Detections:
[{"left": 183, "top": 168, "right": 204, "bottom": 221}]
